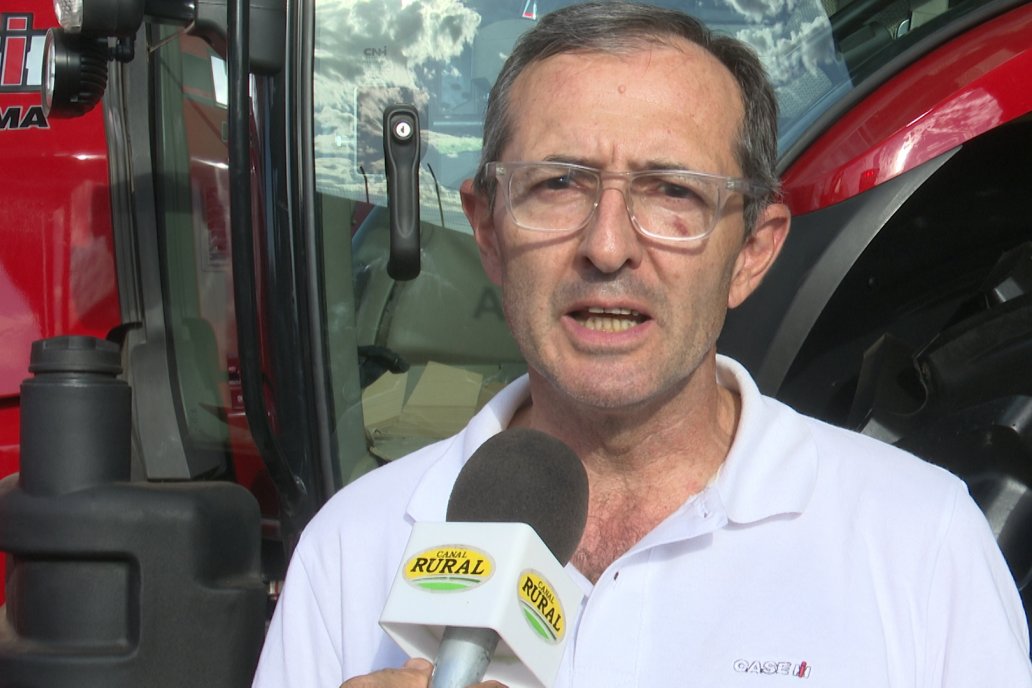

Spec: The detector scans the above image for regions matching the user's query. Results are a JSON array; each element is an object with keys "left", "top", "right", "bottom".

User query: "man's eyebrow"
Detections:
[
  {"left": 541, "top": 154, "right": 593, "bottom": 166},
  {"left": 641, "top": 158, "right": 712, "bottom": 172},
  {"left": 539, "top": 155, "right": 705, "bottom": 172}
]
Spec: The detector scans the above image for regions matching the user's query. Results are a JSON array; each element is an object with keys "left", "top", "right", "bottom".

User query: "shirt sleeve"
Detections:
[
  {"left": 252, "top": 546, "right": 344, "bottom": 688},
  {"left": 923, "top": 482, "right": 1032, "bottom": 687}
]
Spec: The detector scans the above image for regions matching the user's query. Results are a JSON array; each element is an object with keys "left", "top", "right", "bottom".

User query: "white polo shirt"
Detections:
[{"left": 253, "top": 356, "right": 1032, "bottom": 688}]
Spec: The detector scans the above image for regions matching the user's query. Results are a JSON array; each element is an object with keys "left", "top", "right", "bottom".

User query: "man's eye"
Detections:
[
  {"left": 540, "top": 175, "right": 573, "bottom": 190},
  {"left": 637, "top": 176, "right": 710, "bottom": 208},
  {"left": 528, "top": 171, "right": 592, "bottom": 196},
  {"left": 656, "top": 182, "right": 700, "bottom": 199}
]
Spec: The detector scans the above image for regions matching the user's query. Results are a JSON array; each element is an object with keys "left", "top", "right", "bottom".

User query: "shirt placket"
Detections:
[{"left": 561, "top": 489, "right": 727, "bottom": 687}]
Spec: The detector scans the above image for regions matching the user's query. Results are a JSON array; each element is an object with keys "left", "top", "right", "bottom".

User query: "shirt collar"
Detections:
[
  {"left": 406, "top": 376, "right": 532, "bottom": 523},
  {"left": 405, "top": 359, "right": 818, "bottom": 526},
  {"left": 712, "top": 355, "right": 818, "bottom": 524}
]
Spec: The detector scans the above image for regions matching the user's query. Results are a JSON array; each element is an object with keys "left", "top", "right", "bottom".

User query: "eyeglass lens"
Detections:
[{"left": 505, "top": 163, "right": 721, "bottom": 240}]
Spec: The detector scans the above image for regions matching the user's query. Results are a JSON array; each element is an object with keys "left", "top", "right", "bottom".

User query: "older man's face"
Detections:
[{"left": 464, "top": 40, "right": 784, "bottom": 413}]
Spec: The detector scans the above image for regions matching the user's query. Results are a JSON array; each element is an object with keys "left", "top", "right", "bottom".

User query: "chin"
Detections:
[{"left": 551, "top": 373, "right": 674, "bottom": 413}]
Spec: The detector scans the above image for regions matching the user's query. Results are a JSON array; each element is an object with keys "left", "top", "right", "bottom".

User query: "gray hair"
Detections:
[{"left": 472, "top": 1, "right": 781, "bottom": 233}]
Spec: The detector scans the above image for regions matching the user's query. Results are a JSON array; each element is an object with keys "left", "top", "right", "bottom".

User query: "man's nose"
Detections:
[{"left": 576, "top": 186, "right": 644, "bottom": 274}]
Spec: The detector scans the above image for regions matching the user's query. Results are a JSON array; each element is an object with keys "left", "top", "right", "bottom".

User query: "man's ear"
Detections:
[
  {"left": 727, "top": 202, "right": 790, "bottom": 309},
  {"left": 461, "top": 179, "right": 503, "bottom": 286}
]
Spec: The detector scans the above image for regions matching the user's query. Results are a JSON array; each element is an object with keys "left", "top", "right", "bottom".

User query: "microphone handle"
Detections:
[{"left": 430, "top": 626, "right": 500, "bottom": 688}]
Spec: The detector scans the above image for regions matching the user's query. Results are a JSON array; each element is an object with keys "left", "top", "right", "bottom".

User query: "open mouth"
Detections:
[{"left": 572, "top": 306, "right": 649, "bottom": 333}]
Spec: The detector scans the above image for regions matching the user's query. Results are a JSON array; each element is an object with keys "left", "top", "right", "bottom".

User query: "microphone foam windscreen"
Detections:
[{"left": 447, "top": 428, "right": 589, "bottom": 565}]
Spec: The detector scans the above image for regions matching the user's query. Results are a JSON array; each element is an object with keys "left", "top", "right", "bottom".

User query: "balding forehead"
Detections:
[{"left": 503, "top": 43, "right": 746, "bottom": 175}]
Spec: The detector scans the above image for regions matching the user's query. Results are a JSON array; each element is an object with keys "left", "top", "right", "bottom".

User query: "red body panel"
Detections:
[
  {"left": 1, "top": 10, "right": 120, "bottom": 399},
  {"left": 0, "top": 6, "right": 121, "bottom": 603},
  {"left": 783, "top": 2, "right": 1032, "bottom": 213}
]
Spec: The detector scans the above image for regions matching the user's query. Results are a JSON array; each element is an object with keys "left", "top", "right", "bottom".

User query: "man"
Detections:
[{"left": 252, "top": 2, "right": 1032, "bottom": 686}]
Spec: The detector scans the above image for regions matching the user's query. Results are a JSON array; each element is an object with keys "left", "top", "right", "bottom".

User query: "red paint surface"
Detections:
[
  {"left": 0, "top": 5, "right": 120, "bottom": 440},
  {"left": 0, "top": 3, "right": 121, "bottom": 604},
  {"left": 783, "top": 3, "right": 1032, "bottom": 213}
]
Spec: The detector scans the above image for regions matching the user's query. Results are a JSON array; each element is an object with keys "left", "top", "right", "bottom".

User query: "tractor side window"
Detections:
[
  {"left": 309, "top": 0, "right": 844, "bottom": 469},
  {"left": 150, "top": 31, "right": 262, "bottom": 485},
  {"left": 308, "top": 0, "right": 915, "bottom": 472},
  {"left": 313, "top": 2, "right": 526, "bottom": 468}
]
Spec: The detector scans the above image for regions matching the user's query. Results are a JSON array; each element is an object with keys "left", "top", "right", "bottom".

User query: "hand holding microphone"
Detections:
[
  {"left": 340, "top": 658, "right": 508, "bottom": 688},
  {"left": 379, "top": 428, "right": 589, "bottom": 688}
]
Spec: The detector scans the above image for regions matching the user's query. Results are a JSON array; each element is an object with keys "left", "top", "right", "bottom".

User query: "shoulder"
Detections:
[
  {"left": 297, "top": 434, "right": 462, "bottom": 560},
  {"left": 777, "top": 389, "right": 968, "bottom": 524},
  {"left": 717, "top": 355, "right": 970, "bottom": 526},
  {"left": 293, "top": 374, "right": 533, "bottom": 574},
  {"left": 803, "top": 408, "right": 961, "bottom": 490},
  {"left": 721, "top": 355, "right": 963, "bottom": 489}
]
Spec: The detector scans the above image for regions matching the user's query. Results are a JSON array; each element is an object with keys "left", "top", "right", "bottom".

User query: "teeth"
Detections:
[
  {"left": 583, "top": 316, "right": 636, "bottom": 332},
  {"left": 586, "top": 307, "right": 640, "bottom": 317},
  {"left": 580, "top": 307, "right": 644, "bottom": 332}
]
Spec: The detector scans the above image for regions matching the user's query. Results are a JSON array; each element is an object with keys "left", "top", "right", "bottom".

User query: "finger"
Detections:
[
  {"left": 339, "top": 659, "right": 433, "bottom": 687},
  {"left": 402, "top": 657, "right": 434, "bottom": 672}
]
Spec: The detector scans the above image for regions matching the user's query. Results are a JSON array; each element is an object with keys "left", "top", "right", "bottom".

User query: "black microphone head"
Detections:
[{"left": 446, "top": 428, "right": 589, "bottom": 565}]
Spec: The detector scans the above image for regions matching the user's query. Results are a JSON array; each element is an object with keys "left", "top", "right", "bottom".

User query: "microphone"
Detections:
[
  {"left": 446, "top": 428, "right": 588, "bottom": 563},
  {"left": 432, "top": 429, "right": 589, "bottom": 688},
  {"left": 379, "top": 428, "right": 589, "bottom": 688}
]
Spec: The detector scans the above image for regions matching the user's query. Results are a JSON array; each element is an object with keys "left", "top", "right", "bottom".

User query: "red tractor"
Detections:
[{"left": 2, "top": 0, "right": 1031, "bottom": 685}]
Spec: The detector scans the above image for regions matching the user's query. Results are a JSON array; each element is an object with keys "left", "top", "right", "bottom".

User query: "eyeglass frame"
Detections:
[{"left": 484, "top": 160, "right": 769, "bottom": 243}]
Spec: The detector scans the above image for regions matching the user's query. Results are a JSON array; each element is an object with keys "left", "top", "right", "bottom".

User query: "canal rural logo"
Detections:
[
  {"left": 517, "top": 570, "right": 565, "bottom": 643},
  {"left": 403, "top": 545, "right": 493, "bottom": 592}
]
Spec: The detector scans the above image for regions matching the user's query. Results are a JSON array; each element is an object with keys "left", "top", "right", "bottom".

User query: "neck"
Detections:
[
  {"left": 515, "top": 356, "right": 737, "bottom": 477},
  {"left": 510, "top": 357, "right": 741, "bottom": 582}
]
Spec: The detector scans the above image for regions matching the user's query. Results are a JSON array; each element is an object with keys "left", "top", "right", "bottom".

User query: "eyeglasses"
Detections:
[{"left": 486, "top": 161, "right": 764, "bottom": 243}]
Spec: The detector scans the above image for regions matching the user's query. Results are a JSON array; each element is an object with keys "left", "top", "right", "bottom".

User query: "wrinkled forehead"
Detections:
[{"left": 503, "top": 42, "right": 746, "bottom": 175}]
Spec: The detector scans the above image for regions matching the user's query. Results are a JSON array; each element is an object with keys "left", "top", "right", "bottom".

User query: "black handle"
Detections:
[{"left": 383, "top": 105, "right": 421, "bottom": 280}]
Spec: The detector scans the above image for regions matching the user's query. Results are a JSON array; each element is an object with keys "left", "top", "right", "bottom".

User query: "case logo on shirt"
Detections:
[
  {"left": 403, "top": 545, "right": 493, "bottom": 591},
  {"left": 518, "top": 570, "right": 565, "bottom": 643},
  {"left": 733, "top": 658, "right": 812, "bottom": 678}
]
